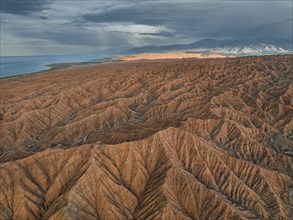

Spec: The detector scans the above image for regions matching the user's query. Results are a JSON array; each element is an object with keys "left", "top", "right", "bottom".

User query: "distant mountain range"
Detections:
[
  {"left": 126, "top": 39, "right": 293, "bottom": 55},
  {"left": 211, "top": 44, "right": 289, "bottom": 55}
]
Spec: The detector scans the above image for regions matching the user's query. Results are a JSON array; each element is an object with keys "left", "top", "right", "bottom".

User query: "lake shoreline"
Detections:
[{"left": 0, "top": 57, "right": 118, "bottom": 79}]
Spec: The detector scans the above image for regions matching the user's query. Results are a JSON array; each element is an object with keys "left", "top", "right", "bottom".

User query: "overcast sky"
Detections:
[{"left": 1, "top": 0, "right": 292, "bottom": 56}]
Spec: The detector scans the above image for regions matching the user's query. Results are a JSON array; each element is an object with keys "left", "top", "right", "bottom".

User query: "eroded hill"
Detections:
[{"left": 0, "top": 55, "right": 292, "bottom": 219}]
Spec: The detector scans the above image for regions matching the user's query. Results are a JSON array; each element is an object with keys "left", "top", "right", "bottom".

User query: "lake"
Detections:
[{"left": 0, "top": 53, "right": 110, "bottom": 78}]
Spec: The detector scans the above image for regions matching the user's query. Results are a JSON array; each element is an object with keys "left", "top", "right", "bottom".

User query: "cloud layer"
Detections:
[{"left": 1, "top": 0, "right": 292, "bottom": 55}]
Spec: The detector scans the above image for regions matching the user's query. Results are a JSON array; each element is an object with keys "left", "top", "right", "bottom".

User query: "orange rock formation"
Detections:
[
  {"left": 0, "top": 55, "right": 292, "bottom": 219},
  {"left": 116, "top": 52, "right": 227, "bottom": 61}
]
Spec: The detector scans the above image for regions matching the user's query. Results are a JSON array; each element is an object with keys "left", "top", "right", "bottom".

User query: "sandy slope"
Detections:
[
  {"left": 116, "top": 52, "right": 227, "bottom": 61},
  {"left": 0, "top": 55, "right": 292, "bottom": 219}
]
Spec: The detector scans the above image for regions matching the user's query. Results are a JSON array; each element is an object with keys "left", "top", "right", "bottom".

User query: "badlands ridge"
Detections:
[{"left": 0, "top": 55, "right": 292, "bottom": 219}]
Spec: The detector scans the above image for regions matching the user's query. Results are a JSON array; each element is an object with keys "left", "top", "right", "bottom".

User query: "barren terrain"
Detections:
[
  {"left": 116, "top": 52, "right": 227, "bottom": 61},
  {"left": 0, "top": 55, "right": 292, "bottom": 219}
]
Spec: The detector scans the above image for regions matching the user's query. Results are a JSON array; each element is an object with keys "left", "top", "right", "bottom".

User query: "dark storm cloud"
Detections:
[
  {"left": 82, "top": 7, "right": 166, "bottom": 25},
  {"left": 1, "top": 0, "right": 292, "bottom": 55},
  {"left": 81, "top": 2, "right": 217, "bottom": 25},
  {"left": 0, "top": 0, "right": 51, "bottom": 15},
  {"left": 80, "top": 1, "right": 292, "bottom": 41}
]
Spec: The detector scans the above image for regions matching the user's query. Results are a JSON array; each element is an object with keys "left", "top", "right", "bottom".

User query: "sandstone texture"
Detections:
[
  {"left": 116, "top": 52, "right": 227, "bottom": 61},
  {"left": 0, "top": 55, "right": 292, "bottom": 219}
]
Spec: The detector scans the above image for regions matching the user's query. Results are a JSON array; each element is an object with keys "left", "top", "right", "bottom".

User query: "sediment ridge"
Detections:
[{"left": 0, "top": 55, "right": 292, "bottom": 219}]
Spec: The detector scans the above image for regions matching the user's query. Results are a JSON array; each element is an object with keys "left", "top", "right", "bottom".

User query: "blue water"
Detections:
[{"left": 0, "top": 53, "right": 109, "bottom": 78}]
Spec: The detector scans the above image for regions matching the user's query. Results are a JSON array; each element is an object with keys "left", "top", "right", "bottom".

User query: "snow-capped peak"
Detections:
[{"left": 212, "top": 43, "right": 289, "bottom": 55}]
